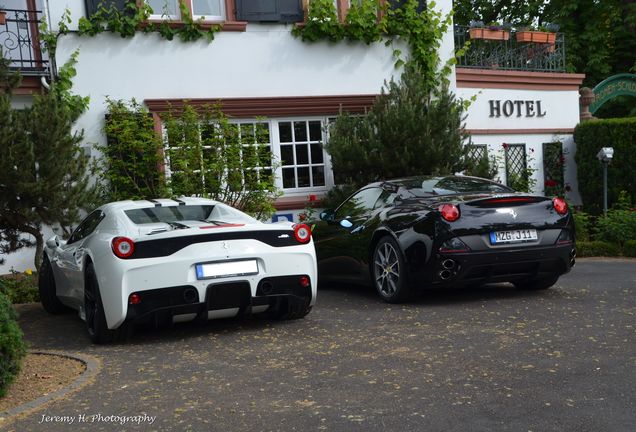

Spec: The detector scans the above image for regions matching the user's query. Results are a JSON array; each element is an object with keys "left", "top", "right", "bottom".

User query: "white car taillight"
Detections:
[
  {"left": 293, "top": 224, "right": 312, "bottom": 244},
  {"left": 112, "top": 236, "right": 135, "bottom": 259}
]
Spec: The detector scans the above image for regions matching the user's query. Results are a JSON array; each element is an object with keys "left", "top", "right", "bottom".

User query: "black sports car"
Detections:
[{"left": 313, "top": 176, "right": 575, "bottom": 302}]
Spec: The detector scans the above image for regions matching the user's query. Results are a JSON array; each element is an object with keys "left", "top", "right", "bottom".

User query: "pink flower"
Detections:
[
  {"left": 544, "top": 179, "right": 558, "bottom": 187},
  {"left": 308, "top": 194, "right": 317, "bottom": 202}
]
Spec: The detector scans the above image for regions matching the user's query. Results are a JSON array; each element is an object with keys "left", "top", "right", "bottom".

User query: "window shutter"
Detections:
[
  {"left": 84, "top": 0, "right": 129, "bottom": 17},
  {"left": 236, "top": 0, "right": 304, "bottom": 23}
]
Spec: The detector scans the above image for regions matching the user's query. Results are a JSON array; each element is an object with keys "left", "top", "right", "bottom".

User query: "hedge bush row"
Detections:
[
  {"left": 0, "top": 289, "right": 26, "bottom": 397},
  {"left": 574, "top": 118, "right": 636, "bottom": 215}
]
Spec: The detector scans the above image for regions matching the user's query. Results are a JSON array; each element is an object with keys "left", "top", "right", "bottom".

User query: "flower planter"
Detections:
[
  {"left": 515, "top": 31, "right": 556, "bottom": 44},
  {"left": 0, "top": 11, "right": 6, "bottom": 25},
  {"left": 469, "top": 28, "right": 510, "bottom": 41}
]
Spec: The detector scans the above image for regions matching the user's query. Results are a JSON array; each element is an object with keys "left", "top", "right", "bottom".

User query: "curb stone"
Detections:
[{"left": 0, "top": 350, "right": 100, "bottom": 422}]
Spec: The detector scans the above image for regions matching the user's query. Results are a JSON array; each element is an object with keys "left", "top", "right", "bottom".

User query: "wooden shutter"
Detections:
[
  {"left": 236, "top": 0, "right": 304, "bottom": 23},
  {"left": 84, "top": 0, "right": 129, "bottom": 17}
]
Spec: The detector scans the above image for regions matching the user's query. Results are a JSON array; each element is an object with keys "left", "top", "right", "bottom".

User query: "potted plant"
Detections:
[
  {"left": 515, "top": 23, "right": 559, "bottom": 44},
  {"left": 468, "top": 21, "right": 511, "bottom": 41}
]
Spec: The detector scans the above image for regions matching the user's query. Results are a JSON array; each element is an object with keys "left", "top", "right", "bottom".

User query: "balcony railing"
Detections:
[
  {"left": 454, "top": 25, "right": 566, "bottom": 73},
  {"left": 0, "top": 8, "right": 49, "bottom": 75}
]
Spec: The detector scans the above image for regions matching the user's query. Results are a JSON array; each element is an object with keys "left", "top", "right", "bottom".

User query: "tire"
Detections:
[
  {"left": 38, "top": 255, "right": 70, "bottom": 314},
  {"left": 372, "top": 236, "right": 412, "bottom": 303},
  {"left": 84, "top": 263, "right": 123, "bottom": 344},
  {"left": 270, "top": 297, "right": 312, "bottom": 320},
  {"left": 514, "top": 275, "right": 559, "bottom": 291}
]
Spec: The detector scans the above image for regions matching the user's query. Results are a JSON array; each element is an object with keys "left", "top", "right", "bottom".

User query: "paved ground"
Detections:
[{"left": 3, "top": 258, "right": 635, "bottom": 432}]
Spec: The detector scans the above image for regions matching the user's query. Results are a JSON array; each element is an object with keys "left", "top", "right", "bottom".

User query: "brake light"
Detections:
[
  {"left": 299, "top": 276, "right": 311, "bottom": 288},
  {"left": 439, "top": 204, "right": 460, "bottom": 222},
  {"left": 552, "top": 197, "right": 568, "bottom": 215},
  {"left": 112, "top": 236, "right": 135, "bottom": 259},
  {"left": 294, "top": 224, "right": 312, "bottom": 244}
]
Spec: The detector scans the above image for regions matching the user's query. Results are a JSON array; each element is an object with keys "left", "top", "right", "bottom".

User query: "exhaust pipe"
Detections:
[
  {"left": 439, "top": 270, "right": 453, "bottom": 280},
  {"left": 261, "top": 281, "right": 274, "bottom": 295},
  {"left": 183, "top": 287, "right": 198, "bottom": 304},
  {"left": 442, "top": 259, "right": 456, "bottom": 270}
]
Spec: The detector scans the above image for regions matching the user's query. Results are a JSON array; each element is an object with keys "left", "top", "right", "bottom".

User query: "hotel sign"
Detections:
[{"left": 489, "top": 100, "right": 547, "bottom": 118}]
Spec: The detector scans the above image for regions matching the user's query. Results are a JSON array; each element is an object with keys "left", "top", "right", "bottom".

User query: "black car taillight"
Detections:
[
  {"left": 556, "top": 229, "right": 573, "bottom": 244},
  {"left": 439, "top": 237, "right": 470, "bottom": 253}
]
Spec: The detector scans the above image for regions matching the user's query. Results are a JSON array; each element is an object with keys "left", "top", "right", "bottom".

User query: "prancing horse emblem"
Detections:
[{"left": 222, "top": 241, "right": 229, "bottom": 250}]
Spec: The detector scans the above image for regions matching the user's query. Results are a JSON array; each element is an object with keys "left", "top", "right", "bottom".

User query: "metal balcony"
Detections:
[
  {"left": 0, "top": 8, "right": 49, "bottom": 75},
  {"left": 454, "top": 25, "right": 566, "bottom": 73}
]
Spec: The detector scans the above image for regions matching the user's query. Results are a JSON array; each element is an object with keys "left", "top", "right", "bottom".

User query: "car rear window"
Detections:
[
  {"left": 403, "top": 177, "right": 513, "bottom": 196},
  {"left": 124, "top": 204, "right": 255, "bottom": 225}
]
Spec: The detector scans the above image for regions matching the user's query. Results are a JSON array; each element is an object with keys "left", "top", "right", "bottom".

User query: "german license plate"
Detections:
[
  {"left": 195, "top": 259, "right": 258, "bottom": 280},
  {"left": 490, "top": 229, "right": 538, "bottom": 244}
]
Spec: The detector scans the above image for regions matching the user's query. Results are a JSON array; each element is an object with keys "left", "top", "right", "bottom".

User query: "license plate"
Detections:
[
  {"left": 490, "top": 229, "right": 538, "bottom": 244},
  {"left": 195, "top": 259, "right": 258, "bottom": 280}
]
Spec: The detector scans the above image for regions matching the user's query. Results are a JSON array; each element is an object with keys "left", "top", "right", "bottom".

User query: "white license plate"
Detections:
[
  {"left": 489, "top": 229, "right": 538, "bottom": 244},
  {"left": 195, "top": 259, "right": 258, "bottom": 280}
]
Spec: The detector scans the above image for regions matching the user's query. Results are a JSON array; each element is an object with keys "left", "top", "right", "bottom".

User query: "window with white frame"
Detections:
[{"left": 146, "top": 0, "right": 225, "bottom": 21}]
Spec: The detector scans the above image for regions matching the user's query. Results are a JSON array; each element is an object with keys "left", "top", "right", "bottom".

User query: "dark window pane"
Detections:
[
  {"left": 310, "top": 144, "right": 323, "bottom": 163},
  {"left": 312, "top": 166, "right": 325, "bottom": 186},
  {"left": 309, "top": 121, "right": 322, "bottom": 141},
  {"left": 296, "top": 144, "right": 309, "bottom": 165},
  {"left": 259, "top": 145, "right": 272, "bottom": 166},
  {"left": 256, "top": 122, "right": 270, "bottom": 143},
  {"left": 282, "top": 167, "right": 296, "bottom": 188},
  {"left": 240, "top": 123, "right": 255, "bottom": 142},
  {"left": 294, "top": 121, "right": 307, "bottom": 142},
  {"left": 297, "top": 167, "right": 310, "bottom": 187},
  {"left": 281, "top": 145, "right": 294, "bottom": 166},
  {"left": 279, "top": 122, "right": 292, "bottom": 143}
]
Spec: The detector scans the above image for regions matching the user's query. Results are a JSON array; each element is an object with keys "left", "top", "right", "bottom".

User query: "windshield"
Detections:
[
  {"left": 401, "top": 177, "right": 513, "bottom": 197},
  {"left": 124, "top": 204, "right": 257, "bottom": 225}
]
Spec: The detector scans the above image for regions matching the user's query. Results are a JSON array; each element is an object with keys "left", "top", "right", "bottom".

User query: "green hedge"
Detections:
[
  {"left": 624, "top": 240, "right": 636, "bottom": 257},
  {"left": 0, "top": 274, "right": 39, "bottom": 304},
  {"left": 576, "top": 241, "right": 622, "bottom": 257},
  {"left": 574, "top": 118, "right": 636, "bottom": 214},
  {"left": 0, "top": 290, "right": 26, "bottom": 397}
]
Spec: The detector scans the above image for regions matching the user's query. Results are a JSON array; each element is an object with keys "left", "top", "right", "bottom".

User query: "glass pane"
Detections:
[
  {"left": 294, "top": 121, "right": 308, "bottom": 142},
  {"left": 240, "top": 123, "right": 255, "bottom": 143},
  {"left": 296, "top": 144, "right": 309, "bottom": 165},
  {"left": 148, "top": 0, "right": 177, "bottom": 15},
  {"left": 279, "top": 122, "right": 292, "bottom": 143},
  {"left": 281, "top": 145, "right": 294, "bottom": 166},
  {"left": 258, "top": 145, "right": 272, "bottom": 167},
  {"left": 310, "top": 144, "right": 323, "bottom": 163},
  {"left": 312, "top": 166, "right": 325, "bottom": 186},
  {"left": 297, "top": 167, "right": 310, "bottom": 187},
  {"left": 192, "top": 0, "right": 222, "bottom": 16},
  {"left": 282, "top": 168, "right": 296, "bottom": 188},
  {"left": 255, "top": 123, "right": 270, "bottom": 143},
  {"left": 309, "top": 121, "right": 322, "bottom": 141}
]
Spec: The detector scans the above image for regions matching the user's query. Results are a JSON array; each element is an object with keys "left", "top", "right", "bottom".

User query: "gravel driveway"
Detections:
[{"left": 4, "top": 258, "right": 635, "bottom": 432}]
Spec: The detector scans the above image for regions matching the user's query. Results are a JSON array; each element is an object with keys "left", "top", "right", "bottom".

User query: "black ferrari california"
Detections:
[{"left": 313, "top": 176, "right": 575, "bottom": 302}]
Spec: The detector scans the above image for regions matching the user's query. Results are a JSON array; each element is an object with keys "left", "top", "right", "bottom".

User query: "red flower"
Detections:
[
  {"left": 544, "top": 179, "right": 558, "bottom": 187},
  {"left": 502, "top": 143, "right": 509, "bottom": 149},
  {"left": 298, "top": 213, "right": 307, "bottom": 222},
  {"left": 308, "top": 194, "right": 317, "bottom": 202}
]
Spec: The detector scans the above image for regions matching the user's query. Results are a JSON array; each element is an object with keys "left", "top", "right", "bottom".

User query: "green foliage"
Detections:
[
  {"left": 77, "top": 1, "right": 218, "bottom": 43},
  {"left": 344, "top": 0, "right": 384, "bottom": 44},
  {"left": 164, "top": 102, "right": 280, "bottom": 218},
  {"left": 593, "top": 192, "right": 636, "bottom": 248},
  {"left": 573, "top": 118, "right": 636, "bottom": 214},
  {"left": 98, "top": 99, "right": 168, "bottom": 201},
  {"left": 464, "top": 149, "right": 499, "bottom": 180},
  {"left": 0, "top": 58, "right": 96, "bottom": 270},
  {"left": 576, "top": 241, "right": 621, "bottom": 257},
  {"left": 0, "top": 289, "right": 26, "bottom": 398},
  {"left": 326, "top": 64, "right": 469, "bottom": 187},
  {"left": 624, "top": 240, "right": 636, "bottom": 257},
  {"left": 573, "top": 209, "right": 592, "bottom": 242},
  {"left": 292, "top": 0, "right": 343, "bottom": 42},
  {"left": 542, "top": 142, "right": 565, "bottom": 197},
  {"left": 0, "top": 273, "right": 39, "bottom": 304}
]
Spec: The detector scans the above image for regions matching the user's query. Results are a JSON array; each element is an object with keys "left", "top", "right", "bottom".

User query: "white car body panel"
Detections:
[{"left": 43, "top": 198, "right": 317, "bottom": 330}]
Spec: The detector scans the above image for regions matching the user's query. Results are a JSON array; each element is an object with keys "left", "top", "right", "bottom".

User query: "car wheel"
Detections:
[
  {"left": 38, "top": 255, "right": 70, "bottom": 314},
  {"left": 372, "top": 236, "right": 411, "bottom": 303},
  {"left": 84, "top": 263, "right": 122, "bottom": 344},
  {"left": 270, "top": 297, "right": 312, "bottom": 320},
  {"left": 514, "top": 275, "right": 559, "bottom": 291}
]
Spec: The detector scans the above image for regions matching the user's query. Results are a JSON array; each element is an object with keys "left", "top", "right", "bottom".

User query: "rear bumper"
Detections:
[
  {"left": 125, "top": 275, "right": 313, "bottom": 324},
  {"left": 426, "top": 242, "right": 575, "bottom": 287}
]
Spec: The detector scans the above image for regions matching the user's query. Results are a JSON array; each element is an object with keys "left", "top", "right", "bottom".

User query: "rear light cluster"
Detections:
[
  {"left": 294, "top": 223, "right": 312, "bottom": 244},
  {"left": 112, "top": 237, "right": 135, "bottom": 259},
  {"left": 439, "top": 204, "right": 460, "bottom": 222},
  {"left": 439, "top": 237, "right": 470, "bottom": 253},
  {"left": 552, "top": 197, "right": 568, "bottom": 215},
  {"left": 557, "top": 229, "right": 574, "bottom": 244}
]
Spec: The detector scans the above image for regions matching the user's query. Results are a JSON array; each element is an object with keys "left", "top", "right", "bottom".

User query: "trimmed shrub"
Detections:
[
  {"left": 623, "top": 240, "right": 636, "bottom": 257},
  {"left": 574, "top": 118, "right": 636, "bottom": 215},
  {"left": 0, "top": 290, "right": 26, "bottom": 397},
  {"left": 576, "top": 241, "right": 621, "bottom": 257},
  {"left": 0, "top": 273, "right": 39, "bottom": 304},
  {"left": 573, "top": 210, "right": 592, "bottom": 242},
  {"left": 592, "top": 191, "right": 636, "bottom": 248}
]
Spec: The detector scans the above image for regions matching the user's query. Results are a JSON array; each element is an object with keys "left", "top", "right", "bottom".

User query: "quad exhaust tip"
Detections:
[{"left": 439, "top": 270, "right": 453, "bottom": 280}]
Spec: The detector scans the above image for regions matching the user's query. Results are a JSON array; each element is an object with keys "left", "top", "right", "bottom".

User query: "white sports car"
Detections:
[{"left": 39, "top": 198, "right": 317, "bottom": 343}]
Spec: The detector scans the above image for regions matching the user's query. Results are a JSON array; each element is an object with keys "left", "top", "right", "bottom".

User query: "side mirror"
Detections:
[
  {"left": 319, "top": 209, "right": 335, "bottom": 222},
  {"left": 340, "top": 219, "right": 354, "bottom": 229},
  {"left": 46, "top": 235, "right": 60, "bottom": 249}
]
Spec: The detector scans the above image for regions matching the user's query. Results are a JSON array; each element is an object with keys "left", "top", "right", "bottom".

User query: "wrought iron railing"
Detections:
[
  {"left": 0, "top": 8, "right": 49, "bottom": 75},
  {"left": 454, "top": 25, "right": 566, "bottom": 72}
]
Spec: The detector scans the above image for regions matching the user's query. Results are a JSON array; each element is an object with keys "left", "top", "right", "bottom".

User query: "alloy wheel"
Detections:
[{"left": 374, "top": 241, "right": 400, "bottom": 297}]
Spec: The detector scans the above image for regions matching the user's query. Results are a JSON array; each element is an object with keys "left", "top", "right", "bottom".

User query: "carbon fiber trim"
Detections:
[{"left": 130, "top": 230, "right": 298, "bottom": 259}]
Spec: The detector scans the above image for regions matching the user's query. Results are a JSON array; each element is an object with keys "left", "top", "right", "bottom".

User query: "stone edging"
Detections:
[{"left": 0, "top": 350, "right": 101, "bottom": 420}]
